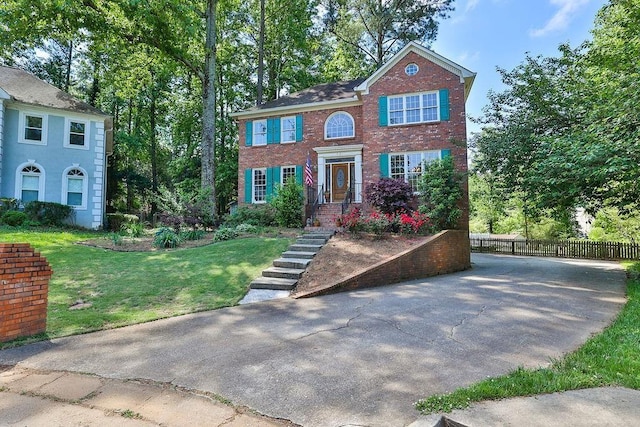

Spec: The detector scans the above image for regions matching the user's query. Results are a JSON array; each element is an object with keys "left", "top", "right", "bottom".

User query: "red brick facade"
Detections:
[
  {"left": 0, "top": 243, "right": 52, "bottom": 342},
  {"left": 235, "top": 43, "right": 474, "bottom": 228}
]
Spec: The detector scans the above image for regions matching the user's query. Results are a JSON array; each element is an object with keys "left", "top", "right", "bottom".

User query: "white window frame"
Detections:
[
  {"left": 281, "top": 165, "right": 297, "bottom": 185},
  {"left": 64, "top": 118, "right": 90, "bottom": 150},
  {"left": 324, "top": 111, "right": 355, "bottom": 140},
  {"left": 18, "top": 111, "right": 48, "bottom": 145},
  {"left": 405, "top": 63, "right": 419, "bottom": 76},
  {"left": 389, "top": 150, "right": 443, "bottom": 192},
  {"left": 252, "top": 168, "right": 267, "bottom": 203},
  {"left": 15, "top": 161, "right": 45, "bottom": 203},
  {"left": 281, "top": 116, "right": 296, "bottom": 143},
  {"left": 62, "top": 165, "right": 89, "bottom": 209},
  {"left": 388, "top": 91, "right": 440, "bottom": 125},
  {"left": 253, "top": 119, "right": 267, "bottom": 146}
]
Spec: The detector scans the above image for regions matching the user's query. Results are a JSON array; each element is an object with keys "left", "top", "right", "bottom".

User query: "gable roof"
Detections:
[
  {"left": 231, "top": 78, "right": 365, "bottom": 119},
  {"left": 0, "top": 66, "right": 108, "bottom": 117},
  {"left": 354, "top": 41, "right": 476, "bottom": 101}
]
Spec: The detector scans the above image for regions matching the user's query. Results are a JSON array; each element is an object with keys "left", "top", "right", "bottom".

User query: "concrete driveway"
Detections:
[{"left": 0, "top": 254, "right": 627, "bottom": 427}]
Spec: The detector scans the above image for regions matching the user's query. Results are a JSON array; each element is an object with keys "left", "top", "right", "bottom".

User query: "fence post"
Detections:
[{"left": 511, "top": 241, "right": 515, "bottom": 255}]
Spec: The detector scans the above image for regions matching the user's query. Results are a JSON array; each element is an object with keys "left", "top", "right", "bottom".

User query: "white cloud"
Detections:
[
  {"left": 530, "top": 0, "right": 591, "bottom": 37},
  {"left": 465, "top": 0, "right": 480, "bottom": 13}
]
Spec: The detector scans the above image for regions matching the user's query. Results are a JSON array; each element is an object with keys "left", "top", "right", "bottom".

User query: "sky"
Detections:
[{"left": 431, "top": 0, "right": 607, "bottom": 136}]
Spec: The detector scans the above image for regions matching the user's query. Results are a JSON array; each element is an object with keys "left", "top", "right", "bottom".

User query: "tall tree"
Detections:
[{"left": 323, "top": 0, "right": 454, "bottom": 69}]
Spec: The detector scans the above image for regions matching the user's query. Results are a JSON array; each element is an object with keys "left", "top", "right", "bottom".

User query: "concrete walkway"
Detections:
[{"left": 0, "top": 254, "right": 629, "bottom": 426}]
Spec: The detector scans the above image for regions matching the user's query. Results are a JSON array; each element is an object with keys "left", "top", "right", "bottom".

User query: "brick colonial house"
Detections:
[{"left": 233, "top": 42, "right": 475, "bottom": 227}]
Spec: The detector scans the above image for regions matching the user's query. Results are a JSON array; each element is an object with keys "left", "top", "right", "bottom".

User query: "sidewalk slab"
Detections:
[{"left": 38, "top": 372, "right": 103, "bottom": 400}]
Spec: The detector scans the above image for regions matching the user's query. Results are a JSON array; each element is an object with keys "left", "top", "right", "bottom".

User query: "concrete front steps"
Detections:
[{"left": 249, "top": 231, "right": 334, "bottom": 291}]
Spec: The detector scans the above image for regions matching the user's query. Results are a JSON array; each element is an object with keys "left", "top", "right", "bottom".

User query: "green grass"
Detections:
[
  {"left": 1, "top": 227, "right": 293, "bottom": 347},
  {"left": 415, "top": 261, "right": 640, "bottom": 414}
]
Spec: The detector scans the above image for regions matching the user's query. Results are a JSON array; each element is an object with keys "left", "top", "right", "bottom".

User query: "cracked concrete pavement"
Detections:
[{"left": 0, "top": 254, "right": 627, "bottom": 426}]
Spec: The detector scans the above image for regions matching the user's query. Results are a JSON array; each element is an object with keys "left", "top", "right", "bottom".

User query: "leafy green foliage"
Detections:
[
  {"left": 181, "top": 229, "right": 206, "bottom": 241},
  {"left": 121, "top": 221, "right": 145, "bottom": 238},
  {"left": 235, "top": 223, "right": 258, "bottom": 234},
  {"left": 338, "top": 207, "right": 431, "bottom": 235},
  {"left": 0, "top": 198, "right": 18, "bottom": 215},
  {"left": 213, "top": 227, "right": 239, "bottom": 242},
  {"left": 269, "top": 178, "right": 304, "bottom": 228},
  {"left": 106, "top": 213, "right": 139, "bottom": 232},
  {"left": 23, "top": 201, "right": 73, "bottom": 227},
  {"left": 364, "top": 178, "right": 413, "bottom": 215},
  {"left": 1, "top": 210, "right": 28, "bottom": 227},
  {"left": 417, "top": 157, "right": 463, "bottom": 231},
  {"left": 153, "top": 227, "right": 182, "bottom": 248},
  {"left": 223, "top": 205, "right": 277, "bottom": 227}
]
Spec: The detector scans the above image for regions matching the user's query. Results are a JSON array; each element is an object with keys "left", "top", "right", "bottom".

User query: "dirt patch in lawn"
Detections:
[{"left": 293, "top": 233, "right": 430, "bottom": 296}]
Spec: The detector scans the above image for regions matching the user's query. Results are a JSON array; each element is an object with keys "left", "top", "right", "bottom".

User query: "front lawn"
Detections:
[
  {"left": 1, "top": 228, "right": 293, "bottom": 347},
  {"left": 415, "top": 261, "right": 640, "bottom": 414}
]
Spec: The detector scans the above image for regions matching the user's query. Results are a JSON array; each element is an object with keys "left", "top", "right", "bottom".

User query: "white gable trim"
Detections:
[
  {"left": 231, "top": 97, "right": 362, "bottom": 120},
  {"left": 0, "top": 87, "right": 10, "bottom": 100},
  {"left": 354, "top": 42, "right": 476, "bottom": 100}
]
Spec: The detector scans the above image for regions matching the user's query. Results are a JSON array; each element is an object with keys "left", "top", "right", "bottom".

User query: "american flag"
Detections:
[{"left": 304, "top": 154, "right": 313, "bottom": 186}]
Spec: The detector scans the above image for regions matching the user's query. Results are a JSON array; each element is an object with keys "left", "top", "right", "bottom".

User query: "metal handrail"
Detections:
[
  {"left": 309, "top": 185, "right": 323, "bottom": 221},
  {"left": 341, "top": 182, "right": 353, "bottom": 214}
]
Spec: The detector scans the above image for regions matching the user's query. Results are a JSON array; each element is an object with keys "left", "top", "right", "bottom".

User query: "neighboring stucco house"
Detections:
[
  {"left": 233, "top": 42, "right": 475, "bottom": 227},
  {"left": 0, "top": 66, "right": 111, "bottom": 229}
]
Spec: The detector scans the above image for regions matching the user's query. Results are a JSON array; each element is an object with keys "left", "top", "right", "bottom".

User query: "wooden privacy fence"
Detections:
[{"left": 470, "top": 238, "right": 640, "bottom": 261}]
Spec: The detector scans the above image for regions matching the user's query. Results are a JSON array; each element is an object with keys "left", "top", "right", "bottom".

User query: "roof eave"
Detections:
[{"left": 231, "top": 96, "right": 362, "bottom": 120}]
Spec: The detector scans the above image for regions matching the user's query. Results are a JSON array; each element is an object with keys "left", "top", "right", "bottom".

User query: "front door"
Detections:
[{"left": 331, "top": 163, "right": 349, "bottom": 202}]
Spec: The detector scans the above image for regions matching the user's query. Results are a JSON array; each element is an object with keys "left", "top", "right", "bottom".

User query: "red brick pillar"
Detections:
[{"left": 0, "top": 243, "right": 52, "bottom": 343}]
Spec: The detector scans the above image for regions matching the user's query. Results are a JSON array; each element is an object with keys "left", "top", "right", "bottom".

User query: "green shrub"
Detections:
[
  {"left": 223, "top": 205, "right": 276, "bottom": 227},
  {"left": 417, "top": 156, "right": 464, "bottom": 231},
  {"left": 122, "top": 221, "right": 145, "bottom": 238},
  {"left": 106, "top": 213, "right": 139, "bottom": 232},
  {"left": 214, "top": 227, "right": 238, "bottom": 241},
  {"left": 181, "top": 229, "right": 205, "bottom": 241},
  {"left": 269, "top": 178, "right": 304, "bottom": 228},
  {"left": 0, "top": 198, "right": 18, "bottom": 216},
  {"left": 108, "top": 232, "right": 123, "bottom": 246},
  {"left": 23, "top": 201, "right": 73, "bottom": 226},
  {"left": 1, "top": 210, "right": 28, "bottom": 227},
  {"left": 153, "top": 227, "right": 182, "bottom": 248},
  {"left": 235, "top": 223, "right": 258, "bottom": 234}
]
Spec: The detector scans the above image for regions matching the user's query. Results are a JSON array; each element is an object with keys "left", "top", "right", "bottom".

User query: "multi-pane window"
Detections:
[
  {"left": 69, "top": 121, "right": 86, "bottom": 146},
  {"left": 253, "top": 120, "right": 267, "bottom": 146},
  {"left": 281, "top": 166, "right": 297, "bottom": 185},
  {"left": 253, "top": 168, "right": 267, "bottom": 202},
  {"left": 21, "top": 113, "right": 46, "bottom": 144},
  {"left": 390, "top": 151, "right": 442, "bottom": 191},
  {"left": 388, "top": 91, "right": 439, "bottom": 125},
  {"left": 281, "top": 117, "right": 296, "bottom": 143},
  {"left": 66, "top": 169, "right": 85, "bottom": 206},
  {"left": 20, "top": 165, "right": 41, "bottom": 202},
  {"left": 325, "top": 112, "right": 354, "bottom": 139}
]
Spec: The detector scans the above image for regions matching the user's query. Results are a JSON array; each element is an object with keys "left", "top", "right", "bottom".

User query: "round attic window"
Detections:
[{"left": 405, "top": 63, "right": 419, "bottom": 76}]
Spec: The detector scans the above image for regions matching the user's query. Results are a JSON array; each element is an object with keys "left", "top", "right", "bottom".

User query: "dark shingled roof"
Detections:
[
  {"left": 250, "top": 78, "right": 366, "bottom": 111},
  {"left": 0, "top": 66, "right": 108, "bottom": 117}
]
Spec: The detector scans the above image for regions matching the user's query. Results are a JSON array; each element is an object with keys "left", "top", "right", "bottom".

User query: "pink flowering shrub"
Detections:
[{"left": 339, "top": 208, "right": 431, "bottom": 235}]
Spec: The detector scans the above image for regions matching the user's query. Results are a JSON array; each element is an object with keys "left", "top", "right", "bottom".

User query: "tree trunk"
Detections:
[
  {"left": 201, "top": 0, "right": 218, "bottom": 219},
  {"left": 65, "top": 40, "right": 73, "bottom": 92},
  {"left": 256, "top": 0, "right": 265, "bottom": 105},
  {"left": 150, "top": 83, "right": 158, "bottom": 217}
]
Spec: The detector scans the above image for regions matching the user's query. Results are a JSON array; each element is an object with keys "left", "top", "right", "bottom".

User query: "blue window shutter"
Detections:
[
  {"left": 295, "top": 165, "right": 303, "bottom": 184},
  {"left": 379, "top": 153, "right": 389, "bottom": 177},
  {"left": 378, "top": 96, "right": 388, "bottom": 127},
  {"left": 267, "top": 118, "right": 280, "bottom": 144},
  {"left": 244, "top": 169, "right": 252, "bottom": 203},
  {"left": 273, "top": 166, "right": 281, "bottom": 186},
  {"left": 245, "top": 121, "right": 253, "bottom": 146},
  {"left": 295, "top": 115, "right": 303, "bottom": 142},
  {"left": 441, "top": 149, "right": 452, "bottom": 159},
  {"left": 266, "top": 167, "right": 275, "bottom": 199},
  {"left": 439, "top": 89, "right": 450, "bottom": 121}
]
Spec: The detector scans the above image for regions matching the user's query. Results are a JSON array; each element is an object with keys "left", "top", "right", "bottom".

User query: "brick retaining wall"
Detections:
[
  {"left": 295, "top": 230, "right": 470, "bottom": 298},
  {"left": 0, "top": 244, "right": 52, "bottom": 342}
]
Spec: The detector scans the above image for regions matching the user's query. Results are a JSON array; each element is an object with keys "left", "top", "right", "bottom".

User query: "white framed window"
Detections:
[
  {"left": 405, "top": 63, "right": 419, "bottom": 76},
  {"left": 253, "top": 168, "right": 267, "bottom": 203},
  {"left": 281, "top": 165, "right": 297, "bottom": 185},
  {"left": 15, "top": 162, "right": 45, "bottom": 202},
  {"left": 253, "top": 119, "right": 267, "bottom": 146},
  {"left": 325, "top": 112, "right": 355, "bottom": 139},
  {"left": 19, "top": 112, "right": 48, "bottom": 144},
  {"left": 390, "top": 150, "right": 442, "bottom": 191},
  {"left": 62, "top": 166, "right": 88, "bottom": 209},
  {"left": 281, "top": 116, "right": 296, "bottom": 143},
  {"left": 388, "top": 91, "right": 439, "bottom": 125},
  {"left": 64, "top": 118, "right": 89, "bottom": 149}
]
